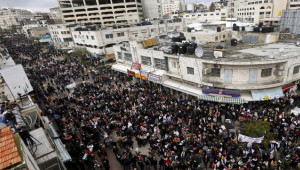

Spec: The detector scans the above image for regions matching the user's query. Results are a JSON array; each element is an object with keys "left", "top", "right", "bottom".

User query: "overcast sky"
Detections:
[{"left": 0, "top": 0, "right": 215, "bottom": 12}]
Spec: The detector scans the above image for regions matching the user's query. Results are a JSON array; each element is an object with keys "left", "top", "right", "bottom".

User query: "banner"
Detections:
[
  {"left": 202, "top": 89, "right": 241, "bottom": 98},
  {"left": 66, "top": 82, "right": 76, "bottom": 89},
  {"left": 127, "top": 70, "right": 135, "bottom": 76},
  {"left": 148, "top": 73, "right": 162, "bottom": 84},
  {"left": 238, "top": 134, "right": 264, "bottom": 148},
  {"left": 131, "top": 62, "right": 141, "bottom": 70}
]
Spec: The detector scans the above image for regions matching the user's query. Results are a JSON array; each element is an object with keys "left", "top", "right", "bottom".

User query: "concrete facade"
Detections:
[
  {"left": 0, "top": 8, "right": 33, "bottom": 29},
  {"left": 141, "top": 0, "right": 162, "bottom": 20},
  {"left": 48, "top": 24, "right": 74, "bottom": 48},
  {"left": 179, "top": 9, "right": 227, "bottom": 23},
  {"left": 112, "top": 32, "right": 300, "bottom": 103},
  {"left": 57, "top": 0, "right": 144, "bottom": 27},
  {"left": 71, "top": 22, "right": 183, "bottom": 54}
]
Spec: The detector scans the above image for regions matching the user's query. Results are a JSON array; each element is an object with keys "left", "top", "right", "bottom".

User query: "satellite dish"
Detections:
[
  {"left": 195, "top": 46, "right": 204, "bottom": 57},
  {"left": 269, "top": 51, "right": 275, "bottom": 59},
  {"left": 279, "top": 47, "right": 285, "bottom": 53}
]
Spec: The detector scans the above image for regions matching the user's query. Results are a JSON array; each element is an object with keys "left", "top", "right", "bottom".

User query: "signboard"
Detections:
[
  {"left": 131, "top": 62, "right": 141, "bottom": 70},
  {"left": 148, "top": 73, "right": 162, "bottom": 84},
  {"left": 106, "top": 54, "right": 115, "bottom": 59},
  {"left": 282, "top": 84, "right": 295, "bottom": 91},
  {"left": 142, "top": 38, "right": 158, "bottom": 48},
  {"left": 41, "top": 34, "right": 51, "bottom": 40},
  {"left": 0, "top": 65, "right": 33, "bottom": 99},
  {"left": 202, "top": 89, "right": 241, "bottom": 98},
  {"left": 135, "top": 73, "right": 147, "bottom": 80},
  {"left": 127, "top": 70, "right": 135, "bottom": 76}
]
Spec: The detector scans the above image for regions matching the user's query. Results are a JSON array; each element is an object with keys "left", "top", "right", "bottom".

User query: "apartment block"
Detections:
[{"left": 58, "top": 0, "right": 144, "bottom": 27}]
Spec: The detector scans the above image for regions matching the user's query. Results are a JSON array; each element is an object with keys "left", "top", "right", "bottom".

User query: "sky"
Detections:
[{"left": 0, "top": 0, "right": 215, "bottom": 12}]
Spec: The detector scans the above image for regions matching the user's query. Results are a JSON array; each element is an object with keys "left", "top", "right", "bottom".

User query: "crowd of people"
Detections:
[{"left": 2, "top": 34, "right": 300, "bottom": 170}]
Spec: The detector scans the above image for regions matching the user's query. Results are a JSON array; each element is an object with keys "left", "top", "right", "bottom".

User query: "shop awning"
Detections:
[
  {"left": 198, "top": 95, "right": 247, "bottom": 104},
  {"left": 251, "top": 87, "right": 284, "bottom": 101},
  {"left": 112, "top": 64, "right": 129, "bottom": 74}
]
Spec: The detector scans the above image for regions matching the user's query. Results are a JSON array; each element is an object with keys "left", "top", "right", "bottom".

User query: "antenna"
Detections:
[
  {"left": 195, "top": 46, "right": 204, "bottom": 57},
  {"left": 268, "top": 51, "right": 275, "bottom": 59}
]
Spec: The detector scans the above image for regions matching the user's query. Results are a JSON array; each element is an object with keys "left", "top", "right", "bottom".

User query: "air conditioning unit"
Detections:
[
  {"left": 203, "top": 68, "right": 212, "bottom": 75},
  {"left": 276, "top": 65, "right": 284, "bottom": 71},
  {"left": 273, "top": 70, "right": 283, "bottom": 76}
]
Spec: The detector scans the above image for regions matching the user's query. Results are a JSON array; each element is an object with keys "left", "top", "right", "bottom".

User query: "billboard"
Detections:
[
  {"left": 0, "top": 65, "right": 33, "bottom": 99},
  {"left": 142, "top": 38, "right": 158, "bottom": 48}
]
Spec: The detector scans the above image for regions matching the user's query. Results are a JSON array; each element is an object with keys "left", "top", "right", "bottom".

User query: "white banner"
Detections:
[
  {"left": 66, "top": 82, "right": 76, "bottom": 89},
  {"left": 148, "top": 73, "right": 162, "bottom": 84},
  {"left": 238, "top": 134, "right": 264, "bottom": 148}
]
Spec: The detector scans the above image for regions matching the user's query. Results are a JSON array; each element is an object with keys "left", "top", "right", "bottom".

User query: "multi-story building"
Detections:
[
  {"left": 0, "top": 8, "right": 33, "bottom": 29},
  {"left": 57, "top": 0, "right": 144, "bottom": 27},
  {"left": 226, "top": 0, "right": 288, "bottom": 25},
  {"left": 50, "top": 7, "right": 65, "bottom": 24},
  {"left": 179, "top": 8, "right": 227, "bottom": 23},
  {"left": 163, "top": 0, "right": 180, "bottom": 16},
  {"left": 48, "top": 24, "right": 74, "bottom": 48},
  {"left": 280, "top": 9, "right": 300, "bottom": 35},
  {"left": 141, "top": 0, "right": 162, "bottom": 20},
  {"left": 112, "top": 29, "right": 300, "bottom": 104},
  {"left": 288, "top": 0, "right": 300, "bottom": 9},
  {"left": 71, "top": 21, "right": 183, "bottom": 54}
]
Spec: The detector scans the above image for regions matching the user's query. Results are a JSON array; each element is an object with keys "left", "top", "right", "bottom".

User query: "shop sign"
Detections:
[
  {"left": 131, "top": 62, "right": 141, "bottom": 70},
  {"left": 148, "top": 73, "right": 162, "bottom": 84},
  {"left": 142, "top": 38, "right": 158, "bottom": 48},
  {"left": 202, "top": 88, "right": 241, "bottom": 98},
  {"left": 127, "top": 69, "right": 135, "bottom": 76},
  {"left": 135, "top": 73, "right": 147, "bottom": 80},
  {"left": 282, "top": 84, "right": 295, "bottom": 91}
]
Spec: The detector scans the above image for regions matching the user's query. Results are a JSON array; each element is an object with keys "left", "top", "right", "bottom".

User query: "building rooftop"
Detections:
[{"left": 0, "top": 126, "right": 22, "bottom": 170}]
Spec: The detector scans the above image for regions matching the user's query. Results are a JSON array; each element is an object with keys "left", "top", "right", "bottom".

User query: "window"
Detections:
[
  {"left": 191, "top": 37, "right": 196, "bottom": 41},
  {"left": 74, "top": 35, "right": 77, "bottom": 38},
  {"left": 151, "top": 28, "right": 156, "bottom": 32},
  {"left": 117, "top": 52, "right": 122, "bottom": 59},
  {"left": 141, "top": 56, "right": 151, "bottom": 65},
  {"left": 293, "top": 65, "right": 300, "bottom": 74},
  {"left": 86, "top": 35, "right": 89, "bottom": 39},
  {"left": 141, "top": 29, "right": 147, "bottom": 33},
  {"left": 105, "top": 34, "right": 113, "bottom": 39},
  {"left": 91, "top": 36, "right": 95, "bottom": 40},
  {"left": 223, "top": 35, "right": 226, "bottom": 38},
  {"left": 154, "top": 58, "right": 166, "bottom": 70},
  {"left": 211, "top": 68, "right": 220, "bottom": 77},
  {"left": 215, "top": 36, "right": 218, "bottom": 41},
  {"left": 124, "top": 53, "right": 132, "bottom": 61},
  {"left": 117, "top": 32, "right": 125, "bottom": 37},
  {"left": 261, "top": 68, "right": 272, "bottom": 77},
  {"left": 172, "top": 61, "right": 176, "bottom": 68},
  {"left": 187, "top": 67, "right": 194, "bottom": 75}
]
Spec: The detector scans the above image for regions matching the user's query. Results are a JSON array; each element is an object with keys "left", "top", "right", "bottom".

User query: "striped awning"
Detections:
[{"left": 198, "top": 95, "right": 247, "bottom": 105}]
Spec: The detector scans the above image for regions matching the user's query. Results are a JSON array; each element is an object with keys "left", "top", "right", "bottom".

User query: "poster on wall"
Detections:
[{"left": 0, "top": 65, "right": 33, "bottom": 99}]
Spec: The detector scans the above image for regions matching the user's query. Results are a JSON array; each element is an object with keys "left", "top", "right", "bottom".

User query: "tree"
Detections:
[
  {"left": 71, "top": 47, "right": 91, "bottom": 66},
  {"left": 209, "top": 3, "right": 216, "bottom": 12},
  {"left": 240, "top": 120, "right": 271, "bottom": 148}
]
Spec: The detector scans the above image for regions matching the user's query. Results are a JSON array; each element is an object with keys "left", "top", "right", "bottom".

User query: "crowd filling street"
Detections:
[{"left": 1, "top": 34, "right": 300, "bottom": 170}]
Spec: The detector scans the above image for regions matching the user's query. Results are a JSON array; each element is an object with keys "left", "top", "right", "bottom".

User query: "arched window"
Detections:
[
  {"left": 266, "top": 6, "right": 271, "bottom": 9},
  {"left": 260, "top": 6, "right": 265, "bottom": 9}
]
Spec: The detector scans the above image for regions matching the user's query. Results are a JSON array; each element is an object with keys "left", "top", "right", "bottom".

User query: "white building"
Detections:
[
  {"left": 112, "top": 30, "right": 300, "bottom": 104},
  {"left": 50, "top": 7, "right": 65, "bottom": 24},
  {"left": 226, "top": 0, "right": 288, "bottom": 25},
  {"left": 71, "top": 22, "right": 183, "bottom": 54},
  {"left": 0, "top": 8, "right": 33, "bottom": 29},
  {"left": 163, "top": 0, "right": 180, "bottom": 16},
  {"left": 180, "top": 8, "right": 227, "bottom": 23},
  {"left": 58, "top": 0, "right": 144, "bottom": 27},
  {"left": 288, "top": 0, "right": 300, "bottom": 9},
  {"left": 48, "top": 24, "right": 74, "bottom": 48},
  {"left": 141, "top": 0, "right": 163, "bottom": 20}
]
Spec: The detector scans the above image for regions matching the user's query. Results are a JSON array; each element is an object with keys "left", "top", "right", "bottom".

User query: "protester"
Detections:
[{"left": 2, "top": 34, "right": 300, "bottom": 170}]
